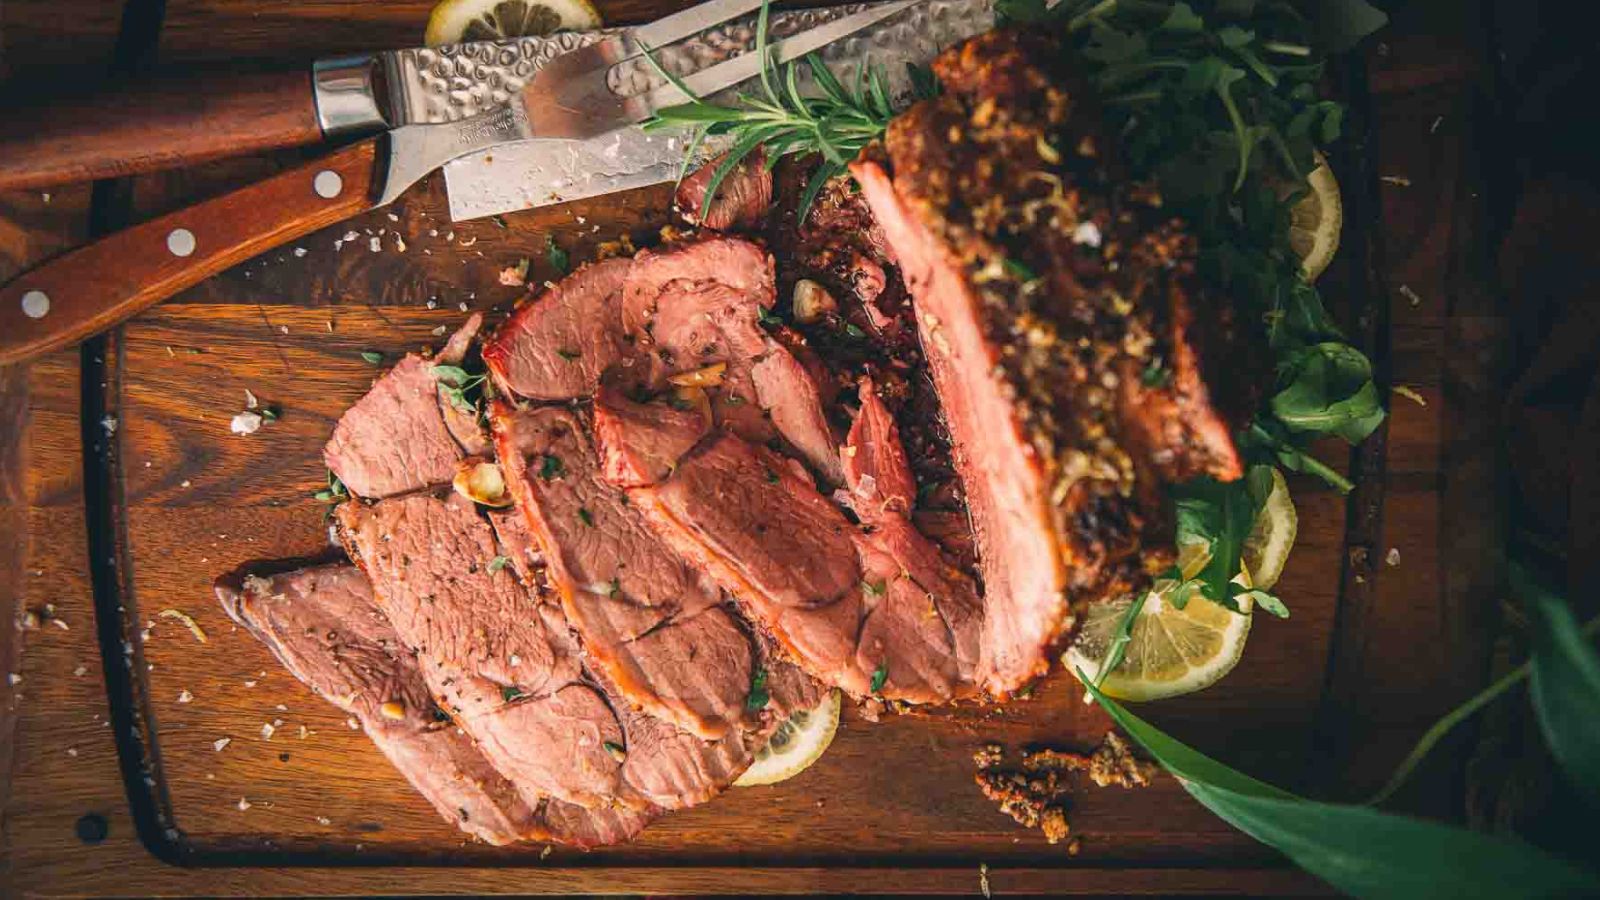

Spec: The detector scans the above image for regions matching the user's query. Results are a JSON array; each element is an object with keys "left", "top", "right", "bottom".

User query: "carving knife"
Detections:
[{"left": 0, "top": 0, "right": 994, "bottom": 365}]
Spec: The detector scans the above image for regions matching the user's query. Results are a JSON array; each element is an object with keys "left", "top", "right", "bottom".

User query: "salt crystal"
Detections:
[
  {"left": 1386, "top": 547, "right": 1401, "bottom": 567},
  {"left": 73, "top": 666, "right": 87, "bottom": 676},
  {"left": 67, "top": 747, "right": 78, "bottom": 757},
  {"left": 293, "top": 247, "right": 308, "bottom": 258},
  {"left": 343, "top": 231, "right": 358, "bottom": 242},
  {"left": 1072, "top": 221, "right": 1103, "bottom": 248},
  {"left": 244, "top": 389, "right": 259, "bottom": 409},
  {"left": 244, "top": 680, "right": 257, "bottom": 688},
  {"left": 101, "top": 415, "right": 118, "bottom": 435},
  {"left": 261, "top": 722, "right": 276, "bottom": 740},
  {"left": 231, "top": 411, "right": 263, "bottom": 435},
  {"left": 368, "top": 237, "right": 381, "bottom": 253},
  {"left": 177, "top": 689, "right": 193, "bottom": 703},
  {"left": 237, "top": 798, "right": 252, "bottom": 811},
  {"left": 214, "top": 737, "right": 231, "bottom": 751}
]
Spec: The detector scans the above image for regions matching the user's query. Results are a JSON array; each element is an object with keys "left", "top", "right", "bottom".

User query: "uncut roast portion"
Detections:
[{"left": 852, "top": 29, "right": 1254, "bottom": 696}]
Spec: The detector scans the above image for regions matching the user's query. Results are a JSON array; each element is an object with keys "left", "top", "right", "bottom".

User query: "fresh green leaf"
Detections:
[
  {"left": 1239, "top": 589, "right": 1289, "bottom": 618},
  {"left": 1519, "top": 562, "right": 1600, "bottom": 802},
  {"left": 1309, "top": 0, "right": 1390, "bottom": 53},
  {"left": 1173, "top": 477, "right": 1254, "bottom": 608},
  {"left": 487, "top": 555, "right": 511, "bottom": 574},
  {"left": 546, "top": 236, "right": 569, "bottom": 275},
  {"left": 556, "top": 348, "right": 580, "bottom": 361},
  {"left": 746, "top": 668, "right": 771, "bottom": 711},
  {"left": 1270, "top": 342, "right": 1385, "bottom": 443},
  {"left": 431, "top": 364, "right": 472, "bottom": 386},
  {"left": 1160, "top": 2, "right": 1204, "bottom": 32},
  {"left": 578, "top": 507, "right": 594, "bottom": 527},
  {"left": 861, "top": 580, "right": 887, "bottom": 599},
  {"left": 843, "top": 323, "right": 868, "bottom": 339},
  {"left": 1094, "top": 591, "right": 1148, "bottom": 686},
  {"left": 539, "top": 454, "right": 565, "bottom": 481},
  {"left": 602, "top": 740, "right": 626, "bottom": 760},
  {"left": 360, "top": 350, "right": 385, "bottom": 365},
  {"left": 1081, "top": 676, "right": 1600, "bottom": 899},
  {"left": 501, "top": 685, "right": 524, "bottom": 702},
  {"left": 870, "top": 664, "right": 888, "bottom": 694}
]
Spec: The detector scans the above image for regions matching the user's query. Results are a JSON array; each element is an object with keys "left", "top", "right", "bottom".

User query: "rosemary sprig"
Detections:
[{"left": 642, "top": 0, "right": 931, "bottom": 220}]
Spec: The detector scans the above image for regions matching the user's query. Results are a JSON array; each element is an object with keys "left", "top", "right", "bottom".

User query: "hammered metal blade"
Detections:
[{"left": 435, "top": 0, "right": 995, "bottom": 221}]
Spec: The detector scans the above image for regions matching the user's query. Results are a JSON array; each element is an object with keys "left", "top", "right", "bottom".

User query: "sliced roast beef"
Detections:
[
  {"left": 592, "top": 375, "right": 712, "bottom": 489},
  {"left": 481, "top": 258, "right": 633, "bottom": 401},
  {"left": 617, "top": 424, "right": 982, "bottom": 704},
  {"left": 323, "top": 354, "right": 469, "bottom": 499},
  {"left": 850, "top": 30, "right": 1250, "bottom": 695},
  {"left": 623, "top": 238, "right": 845, "bottom": 486},
  {"left": 674, "top": 148, "right": 773, "bottom": 232},
  {"left": 492, "top": 402, "right": 752, "bottom": 741},
  {"left": 840, "top": 374, "right": 917, "bottom": 525},
  {"left": 214, "top": 562, "right": 652, "bottom": 847},
  {"left": 336, "top": 491, "right": 634, "bottom": 809}
]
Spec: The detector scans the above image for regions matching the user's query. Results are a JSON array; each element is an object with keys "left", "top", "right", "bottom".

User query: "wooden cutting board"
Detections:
[{"left": 0, "top": 1, "right": 1498, "bottom": 895}]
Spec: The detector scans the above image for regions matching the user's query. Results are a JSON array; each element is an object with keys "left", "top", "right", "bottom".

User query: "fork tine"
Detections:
[
  {"left": 628, "top": 0, "right": 770, "bottom": 54},
  {"left": 638, "top": 0, "right": 918, "bottom": 110}
]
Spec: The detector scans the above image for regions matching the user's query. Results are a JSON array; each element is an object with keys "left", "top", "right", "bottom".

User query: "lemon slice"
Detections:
[
  {"left": 734, "top": 689, "right": 841, "bottom": 787},
  {"left": 1287, "top": 151, "right": 1342, "bottom": 282},
  {"left": 425, "top": 0, "right": 600, "bottom": 46},
  {"left": 1064, "top": 584, "right": 1253, "bottom": 702},
  {"left": 1242, "top": 466, "right": 1297, "bottom": 591}
]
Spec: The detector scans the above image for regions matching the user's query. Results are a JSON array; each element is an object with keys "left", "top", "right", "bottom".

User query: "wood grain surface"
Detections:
[{"left": 0, "top": 0, "right": 1493, "bottom": 896}]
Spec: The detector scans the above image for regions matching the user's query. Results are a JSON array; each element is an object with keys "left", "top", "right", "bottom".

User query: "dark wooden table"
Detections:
[{"left": 0, "top": 1, "right": 1505, "bottom": 895}]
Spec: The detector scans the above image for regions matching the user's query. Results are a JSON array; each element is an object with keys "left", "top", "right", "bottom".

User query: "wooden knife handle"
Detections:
[
  {"left": 0, "top": 139, "right": 379, "bottom": 366},
  {"left": 0, "top": 68, "right": 324, "bottom": 192}
]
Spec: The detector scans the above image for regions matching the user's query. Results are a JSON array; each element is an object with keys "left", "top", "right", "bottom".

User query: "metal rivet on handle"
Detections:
[
  {"left": 167, "top": 228, "right": 196, "bottom": 258},
  {"left": 21, "top": 290, "right": 50, "bottom": 319},
  {"left": 314, "top": 170, "right": 343, "bottom": 199}
]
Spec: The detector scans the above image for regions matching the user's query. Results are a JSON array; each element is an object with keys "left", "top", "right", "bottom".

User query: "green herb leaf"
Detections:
[
  {"left": 546, "top": 236, "right": 569, "bottom": 275},
  {"left": 556, "top": 348, "right": 580, "bottom": 361},
  {"left": 487, "top": 555, "right": 511, "bottom": 574},
  {"left": 602, "top": 740, "right": 626, "bottom": 760},
  {"left": 1079, "top": 674, "right": 1600, "bottom": 898},
  {"left": 539, "top": 454, "right": 565, "bottom": 481},
  {"left": 843, "top": 323, "right": 867, "bottom": 339},
  {"left": 578, "top": 507, "right": 594, "bottom": 527},
  {"left": 870, "top": 664, "right": 888, "bottom": 694},
  {"left": 1519, "top": 562, "right": 1600, "bottom": 803},
  {"left": 1173, "top": 477, "right": 1254, "bottom": 608},
  {"left": 1140, "top": 358, "right": 1171, "bottom": 388},
  {"left": 501, "top": 685, "right": 524, "bottom": 702},
  {"left": 360, "top": 350, "right": 385, "bottom": 365},
  {"left": 1094, "top": 591, "right": 1148, "bottom": 686},
  {"left": 1309, "top": 0, "right": 1390, "bottom": 53},
  {"left": 1001, "top": 257, "right": 1038, "bottom": 281},
  {"left": 1270, "top": 342, "right": 1385, "bottom": 444},
  {"left": 757, "top": 305, "right": 784, "bottom": 327},
  {"left": 746, "top": 668, "right": 770, "bottom": 711},
  {"left": 431, "top": 364, "right": 471, "bottom": 386},
  {"left": 312, "top": 490, "right": 334, "bottom": 502},
  {"left": 861, "top": 580, "right": 886, "bottom": 599}
]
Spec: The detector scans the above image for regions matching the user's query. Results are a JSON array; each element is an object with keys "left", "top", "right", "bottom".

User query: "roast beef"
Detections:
[
  {"left": 491, "top": 402, "right": 754, "bottom": 742},
  {"left": 674, "top": 148, "right": 773, "bottom": 232},
  {"left": 607, "top": 395, "right": 984, "bottom": 703},
  {"left": 323, "top": 354, "right": 472, "bottom": 499},
  {"left": 850, "top": 30, "right": 1252, "bottom": 694},
  {"left": 215, "top": 562, "right": 652, "bottom": 847},
  {"left": 622, "top": 238, "right": 844, "bottom": 486},
  {"left": 481, "top": 259, "right": 632, "bottom": 402},
  {"left": 336, "top": 492, "right": 626, "bottom": 809}
]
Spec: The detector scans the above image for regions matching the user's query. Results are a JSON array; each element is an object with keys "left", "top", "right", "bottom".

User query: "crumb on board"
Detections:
[
  {"left": 975, "top": 732, "right": 1154, "bottom": 847},
  {"left": 159, "top": 609, "right": 208, "bottom": 643}
]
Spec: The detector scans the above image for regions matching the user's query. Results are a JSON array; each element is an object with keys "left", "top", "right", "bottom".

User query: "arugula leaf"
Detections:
[
  {"left": 1270, "top": 342, "right": 1385, "bottom": 443},
  {"left": 1242, "top": 418, "right": 1354, "bottom": 494},
  {"left": 1173, "top": 477, "right": 1254, "bottom": 608},
  {"left": 1081, "top": 675, "right": 1600, "bottom": 899},
  {"left": 1519, "top": 562, "right": 1600, "bottom": 803},
  {"left": 1309, "top": 0, "right": 1390, "bottom": 53}
]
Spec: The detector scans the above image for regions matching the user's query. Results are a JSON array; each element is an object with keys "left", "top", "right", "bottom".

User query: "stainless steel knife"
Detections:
[{"left": 0, "top": 0, "right": 994, "bottom": 365}]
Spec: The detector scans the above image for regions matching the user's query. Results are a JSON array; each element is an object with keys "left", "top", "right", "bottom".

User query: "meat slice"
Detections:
[
  {"left": 841, "top": 374, "right": 917, "bottom": 525},
  {"left": 623, "top": 238, "right": 845, "bottom": 486},
  {"left": 323, "top": 355, "right": 468, "bottom": 499},
  {"left": 620, "top": 428, "right": 982, "bottom": 703},
  {"left": 336, "top": 492, "right": 628, "bottom": 809},
  {"left": 481, "top": 258, "right": 632, "bottom": 401},
  {"left": 850, "top": 30, "right": 1250, "bottom": 694},
  {"left": 592, "top": 376, "right": 711, "bottom": 489},
  {"left": 492, "top": 403, "right": 752, "bottom": 741},
  {"left": 674, "top": 148, "right": 774, "bottom": 232},
  {"left": 214, "top": 562, "right": 653, "bottom": 847}
]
